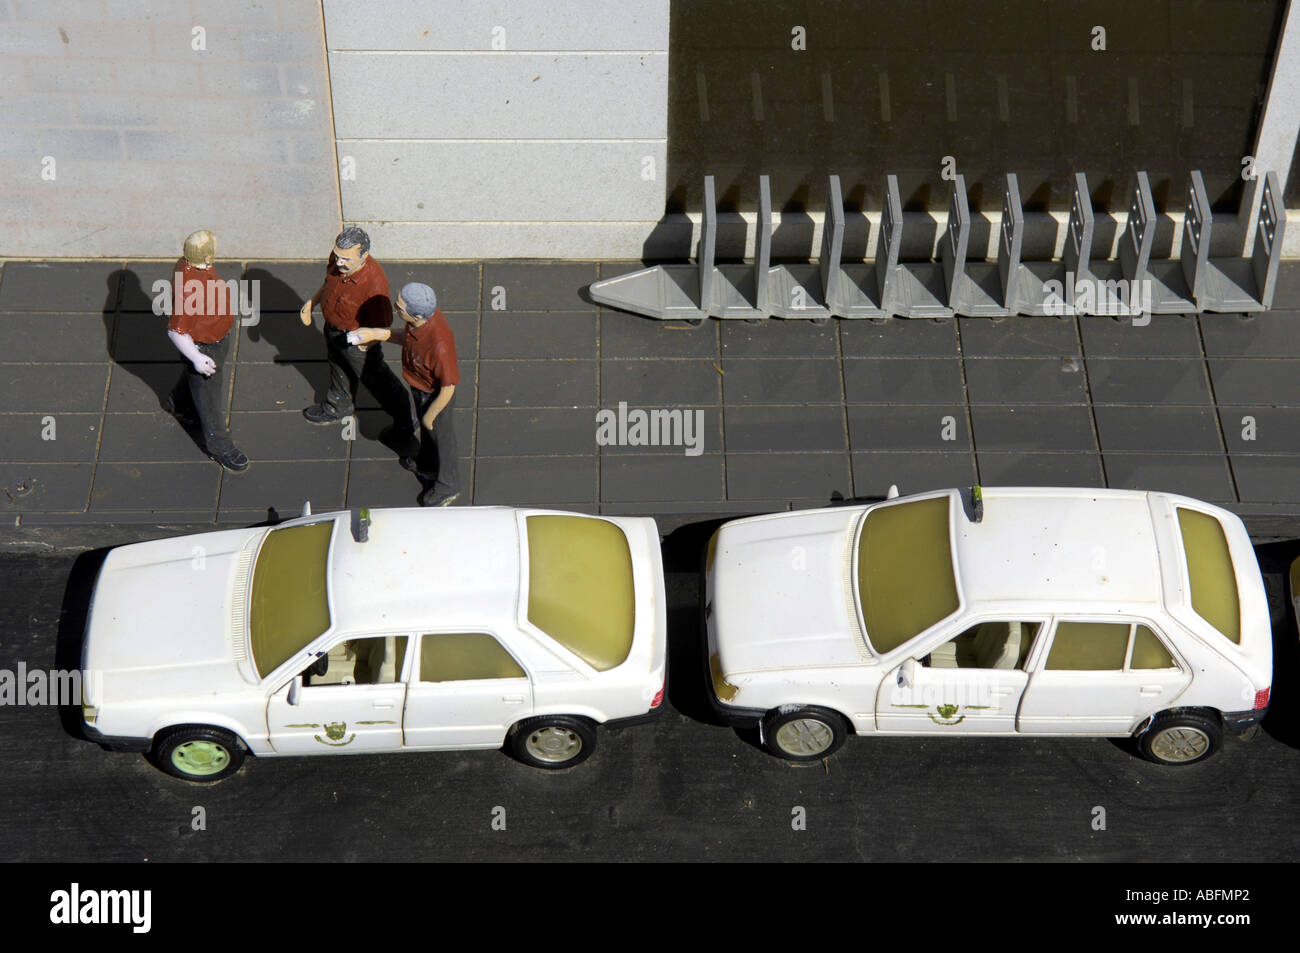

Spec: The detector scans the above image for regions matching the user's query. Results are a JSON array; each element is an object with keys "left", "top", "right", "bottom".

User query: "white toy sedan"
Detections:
[
  {"left": 704, "top": 487, "right": 1272, "bottom": 766},
  {"left": 81, "top": 506, "right": 667, "bottom": 781}
]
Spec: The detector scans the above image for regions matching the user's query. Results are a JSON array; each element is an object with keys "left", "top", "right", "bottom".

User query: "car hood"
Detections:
[
  {"left": 710, "top": 508, "right": 870, "bottom": 674},
  {"left": 83, "top": 528, "right": 267, "bottom": 704}
]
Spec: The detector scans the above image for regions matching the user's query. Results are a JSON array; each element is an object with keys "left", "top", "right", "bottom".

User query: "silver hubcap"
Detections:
[
  {"left": 1150, "top": 726, "right": 1210, "bottom": 763},
  {"left": 525, "top": 726, "right": 582, "bottom": 763},
  {"left": 775, "top": 718, "right": 834, "bottom": 757}
]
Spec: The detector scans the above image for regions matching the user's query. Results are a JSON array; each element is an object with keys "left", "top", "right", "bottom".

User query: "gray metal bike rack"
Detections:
[
  {"left": 1143, "top": 171, "right": 1201, "bottom": 313},
  {"left": 942, "top": 174, "right": 1009, "bottom": 316},
  {"left": 1089, "top": 170, "right": 1155, "bottom": 316},
  {"left": 1000, "top": 172, "right": 1094, "bottom": 315},
  {"left": 1196, "top": 170, "right": 1287, "bottom": 312},
  {"left": 769, "top": 176, "right": 834, "bottom": 318}
]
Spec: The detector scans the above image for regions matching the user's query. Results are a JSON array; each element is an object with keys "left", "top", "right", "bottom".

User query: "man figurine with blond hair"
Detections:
[
  {"left": 164, "top": 229, "right": 249, "bottom": 471},
  {"left": 348, "top": 282, "right": 460, "bottom": 506}
]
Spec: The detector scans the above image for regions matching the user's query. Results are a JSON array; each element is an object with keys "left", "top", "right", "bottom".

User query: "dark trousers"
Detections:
[
  {"left": 322, "top": 325, "right": 412, "bottom": 425},
  {"left": 169, "top": 337, "right": 235, "bottom": 455},
  {"left": 411, "top": 387, "right": 459, "bottom": 495}
]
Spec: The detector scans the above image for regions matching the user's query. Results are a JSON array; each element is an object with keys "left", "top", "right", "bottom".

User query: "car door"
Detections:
[
  {"left": 876, "top": 619, "right": 1044, "bottom": 733},
  {"left": 402, "top": 632, "right": 534, "bottom": 749},
  {"left": 1017, "top": 619, "right": 1192, "bottom": 733},
  {"left": 266, "top": 635, "right": 409, "bottom": 754}
]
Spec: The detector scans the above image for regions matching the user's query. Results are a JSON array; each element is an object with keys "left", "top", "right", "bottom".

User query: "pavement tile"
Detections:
[
  {"left": 1092, "top": 406, "right": 1222, "bottom": 453},
  {"left": 839, "top": 317, "right": 959, "bottom": 357},
  {"left": 383, "top": 263, "right": 480, "bottom": 311},
  {"left": 0, "top": 262, "right": 123, "bottom": 313},
  {"left": 848, "top": 405, "right": 970, "bottom": 451},
  {"left": 600, "top": 311, "right": 720, "bottom": 360},
  {"left": 970, "top": 405, "right": 1096, "bottom": 451},
  {"left": 850, "top": 451, "right": 977, "bottom": 497},
  {"left": 600, "top": 359, "right": 722, "bottom": 406},
  {"left": 0, "top": 313, "right": 113, "bottom": 362},
  {"left": 1077, "top": 314, "right": 1202, "bottom": 357},
  {"left": 843, "top": 357, "right": 963, "bottom": 404},
  {"left": 98, "top": 413, "right": 208, "bottom": 463},
  {"left": 596, "top": 261, "right": 646, "bottom": 281},
  {"left": 344, "top": 458, "right": 474, "bottom": 509},
  {"left": 597, "top": 407, "right": 722, "bottom": 456},
  {"left": 0, "top": 463, "right": 93, "bottom": 512},
  {"left": 1209, "top": 358, "right": 1300, "bottom": 406},
  {"left": 476, "top": 407, "right": 596, "bottom": 455},
  {"left": 241, "top": 262, "right": 326, "bottom": 312},
  {"left": 473, "top": 455, "right": 597, "bottom": 505},
  {"left": 226, "top": 411, "right": 350, "bottom": 462},
  {"left": 1087, "top": 358, "right": 1213, "bottom": 405},
  {"left": 720, "top": 319, "right": 839, "bottom": 358},
  {"left": 477, "top": 359, "right": 597, "bottom": 408},
  {"left": 111, "top": 312, "right": 182, "bottom": 362},
  {"left": 724, "top": 451, "right": 852, "bottom": 502},
  {"left": 976, "top": 451, "right": 1105, "bottom": 487},
  {"left": 106, "top": 362, "right": 188, "bottom": 413},
  {"left": 1230, "top": 455, "right": 1300, "bottom": 503},
  {"left": 600, "top": 454, "right": 725, "bottom": 502},
  {"left": 1200, "top": 312, "right": 1300, "bottom": 358},
  {"left": 1272, "top": 262, "right": 1300, "bottom": 307},
  {"left": 2, "top": 364, "right": 109, "bottom": 413},
  {"left": 481, "top": 262, "right": 597, "bottom": 312},
  {"left": 1217, "top": 407, "right": 1300, "bottom": 454},
  {"left": 481, "top": 311, "right": 597, "bottom": 360},
  {"left": 0, "top": 413, "right": 101, "bottom": 463},
  {"left": 236, "top": 313, "right": 327, "bottom": 362},
  {"left": 347, "top": 408, "right": 474, "bottom": 460},
  {"left": 722, "top": 358, "right": 843, "bottom": 404},
  {"left": 1101, "top": 453, "right": 1236, "bottom": 503},
  {"left": 230, "top": 362, "right": 329, "bottom": 412},
  {"left": 89, "top": 462, "right": 221, "bottom": 512},
  {"left": 217, "top": 460, "right": 348, "bottom": 514},
  {"left": 958, "top": 316, "right": 1079, "bottom": 356},
  {"left": 724, "top": 405, "right": 847, "bottom": 452},
  {"left": 963, "top": 357, "right": 1088, "bottom": 404}
]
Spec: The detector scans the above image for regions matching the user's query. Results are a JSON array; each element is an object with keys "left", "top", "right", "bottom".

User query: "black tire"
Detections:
[
  {"left": 508, "top": 715, "right": 597, "bottom": 769},
  {"left": 152, "top": 725, "right": 246, "bottom": 782},
  {"left": 1136, "top": 711, "right": 1223, "bottom": 766},
  {"left": 762, "top": 706, "right": 848, "bottom": 762}
]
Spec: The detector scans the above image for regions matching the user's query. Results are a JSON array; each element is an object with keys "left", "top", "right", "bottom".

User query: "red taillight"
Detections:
[
  {"left": 650, "top": 684, "right": 664, "bottom": 708},
  {"left": 1255, "top": 688, "right": 1270, "bottom": 710}
]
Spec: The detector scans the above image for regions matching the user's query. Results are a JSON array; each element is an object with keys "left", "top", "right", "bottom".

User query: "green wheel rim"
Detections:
[{"left": 170, "top": 740, "right": 231, "bottom": 776}]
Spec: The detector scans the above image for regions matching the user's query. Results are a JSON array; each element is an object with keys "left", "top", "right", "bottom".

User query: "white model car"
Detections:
[
  {"left": 704, "top": 487, "right": 1272, "bottom": 765},
  {"left": 82, "top": 506, "right": 666, "bottom": 781}
]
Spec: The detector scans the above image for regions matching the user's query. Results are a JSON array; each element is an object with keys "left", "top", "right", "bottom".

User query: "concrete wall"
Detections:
[
  {"left": 323, "top": 0, "right": 669, "bottom": 259},
  {"left": 0, "top": 0, "right": 340, "bottom": 259}
]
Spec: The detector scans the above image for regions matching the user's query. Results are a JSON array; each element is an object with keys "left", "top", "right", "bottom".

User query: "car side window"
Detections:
[
  {"left": 301, "top": 636, "right": 408, "bottom": 687},
  {"left": 922, "top": 621, "right": 1041, "bottom": 671},
  {"left": 418, "top": 633, "right": 526, "bottom": 683},
  {"left": 1045, "top": 621, "right": 1178, "bottom": 672},
  {"left": 1129, "top": 625, "right": 1176, "bottom": 670}
]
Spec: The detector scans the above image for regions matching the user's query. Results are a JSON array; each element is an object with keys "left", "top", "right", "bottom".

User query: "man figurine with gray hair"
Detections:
[
  {"left": 348, "top": 282, "right": 460, "bottom": 506},
  {"left": 164, "top": 228, "right": 249, "bottom": 471},
  {"left": 298, "top": 226, "right": 414, "bottom": 438}
]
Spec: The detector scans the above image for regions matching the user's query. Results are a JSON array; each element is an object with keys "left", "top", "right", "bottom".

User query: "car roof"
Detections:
[{"left": 951, "top": 487, "right": 1165, "bottom": 608}]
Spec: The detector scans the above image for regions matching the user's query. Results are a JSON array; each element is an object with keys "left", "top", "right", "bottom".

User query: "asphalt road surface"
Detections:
[{"left": 2, "top": 524, "right": 1298, "bottom": 863}]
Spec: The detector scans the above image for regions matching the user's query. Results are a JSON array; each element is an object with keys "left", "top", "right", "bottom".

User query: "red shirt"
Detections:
[
  {"left": 168, "top": 259, "right": 233, "bottom": 343},
  {"left": 320, "top": 256, "right": 391, "bottom": 332},
  {"left": 401, "top": 309, "right": 459, "bottom": 392}
]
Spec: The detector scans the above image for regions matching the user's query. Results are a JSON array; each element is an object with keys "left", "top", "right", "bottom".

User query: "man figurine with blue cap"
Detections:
[{"left": 348, "top": 282, "right": 460, "bottom": 506}]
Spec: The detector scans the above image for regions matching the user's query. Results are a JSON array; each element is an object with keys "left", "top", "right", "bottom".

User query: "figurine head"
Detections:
[
  {"left": 332, "top": 226, "right": 370, "bottom": 276},
  {"left": 182, "top": 229, "right": 217, "bottom": 268},
  {"left": 396, "top": 282, "right": 436, "bottom": 326}
]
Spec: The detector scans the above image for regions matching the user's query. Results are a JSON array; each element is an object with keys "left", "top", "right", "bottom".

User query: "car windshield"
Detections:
[
  {"left": 249, "top": 521, "right": 334, "bottom": 678},
  {"left": 856, "top": 495, "right": 960, "bottom": 654}
]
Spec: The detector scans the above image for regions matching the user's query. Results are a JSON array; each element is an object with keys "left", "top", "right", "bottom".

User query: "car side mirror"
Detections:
[
  {"left": 287, "top": 675, "right": 303, "bottom": 706},
  {"left": 897, "top": 658, "right": 917, "bottom": 688}
]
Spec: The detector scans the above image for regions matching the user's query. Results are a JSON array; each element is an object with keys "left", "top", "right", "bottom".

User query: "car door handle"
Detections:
[
  {"left": 1139, "top": 686, "right": 1163, "bottom": 696},
  {"left": 372, "top": 701, "right": 396, "bottom": 710},
  {"left": 502, "top": 694, "right": 525, "bottom": 704}
]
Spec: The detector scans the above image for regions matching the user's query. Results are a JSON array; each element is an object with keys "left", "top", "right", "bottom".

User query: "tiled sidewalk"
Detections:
[{"left": 2, "top": 259, "right": 1300, "bottom": 534}]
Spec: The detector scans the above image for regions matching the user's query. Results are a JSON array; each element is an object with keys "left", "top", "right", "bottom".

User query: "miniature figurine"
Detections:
[
  {"left": 348, "top": 282, "right": 460, "bottom": 506},
  {"left": 164, "top": 229, "right": 249, "bottom": 471},
  {"left": 297, "top": 226, "right": 413, "bottom": 437}
]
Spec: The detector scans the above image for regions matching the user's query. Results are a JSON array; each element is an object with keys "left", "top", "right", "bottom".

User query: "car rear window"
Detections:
[
  {"left": 856, "top": 496, "right": 960, "bottom": 654},
  {"left": 526, "top": 515, "right": 635, "bottom": 671},
  {"left": 1176, "top": 507, "right": 1241, "bottom": 644},
  {"left": 250, "top": 521, "right": 334, "bottom": 678}
]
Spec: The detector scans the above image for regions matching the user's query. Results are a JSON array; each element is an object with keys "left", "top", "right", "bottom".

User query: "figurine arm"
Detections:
[
  {"left": 421, "top": 384, "right": 455, "bottom": 431},
  {"left": 168, "top": 329, "right": 216, "bottom": 376},
  {"left": 299, "top": 283, "right": 325, "bottom": 326}
]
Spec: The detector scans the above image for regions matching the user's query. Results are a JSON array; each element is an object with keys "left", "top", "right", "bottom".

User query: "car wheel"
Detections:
[
  {"left": 1136, "top": 711, "right": 1223, "bottom": 766},
  {"left": 153, "top": 726, "right": 246, "bottom": 782},
  {"left": 763, "top": 706, "right": 848, "bottom": 762},
  {"left": 509, "top": 716, "right": 597, "bottom": 769}
]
